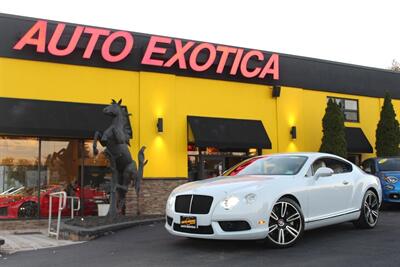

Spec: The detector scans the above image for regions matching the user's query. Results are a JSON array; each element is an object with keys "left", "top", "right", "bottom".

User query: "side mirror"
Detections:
[{"left": 314, "top": 167, "right": 334, "bottom": 179}]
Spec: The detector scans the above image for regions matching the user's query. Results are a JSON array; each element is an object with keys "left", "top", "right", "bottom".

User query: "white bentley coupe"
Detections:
[{"left": 165, "top": 153, "right": 382, "bottom": 248}]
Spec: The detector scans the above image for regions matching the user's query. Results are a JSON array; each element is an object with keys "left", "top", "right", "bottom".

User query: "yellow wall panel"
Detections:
[
  {"left": 276, "top": 87, "right": 304, "bottom": 152},
  {"left": 139, "top": 72, "right": 178, "bottom": 178},
  {"left": 174, "top": 76, "right": 278, "bottom": 177},
  {"left": 0, "top": 57, "right": 141, "bottom": 161},
  {"left": 1, "top": 57, "right": 395, "bottom": 178}
]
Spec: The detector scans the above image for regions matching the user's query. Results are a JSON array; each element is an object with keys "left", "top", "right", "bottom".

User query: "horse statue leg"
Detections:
[
  {"left": 122, "top": 161, "right": 137, "bottom": 214},
  {"left": 104, "top": 151, "right": 118, "bottom": 218},
  {"left": 93, "top": 131, "right": 102, "bottom": 156}
]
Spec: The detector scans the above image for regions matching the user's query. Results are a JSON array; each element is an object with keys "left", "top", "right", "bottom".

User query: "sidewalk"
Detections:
[{"left": 0, "top": 229, "right": 82, "bottom": 255}]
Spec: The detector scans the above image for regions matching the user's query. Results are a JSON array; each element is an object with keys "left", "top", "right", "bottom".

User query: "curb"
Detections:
[{"left": 59, "top": 217, "right": 165, "bottom": 241}]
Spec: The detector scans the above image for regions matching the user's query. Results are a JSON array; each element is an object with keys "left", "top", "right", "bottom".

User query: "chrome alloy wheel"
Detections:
[
  {"left": 364, "top": 191, "right": 379, "bottom": 227},
  {"left": 268, "top": 201, "right": 303, "bottom": 246}
]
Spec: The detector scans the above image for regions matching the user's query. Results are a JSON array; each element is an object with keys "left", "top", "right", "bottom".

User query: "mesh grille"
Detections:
[{"left": 174, "top": 195, "right": 213, "bottom": 214}]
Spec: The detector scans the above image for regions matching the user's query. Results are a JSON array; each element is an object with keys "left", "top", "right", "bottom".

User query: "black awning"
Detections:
[
  {"left": 0, "top": 97, "right": 131, "bottom": 139},
  {"left": 187, "top": 116, "right": 271, "bottom": 150},
  {"left": 345, "top": 127, "right": 373, "bottom": 153}
]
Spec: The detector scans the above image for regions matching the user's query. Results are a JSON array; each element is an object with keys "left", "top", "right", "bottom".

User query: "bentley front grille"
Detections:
[{"left": 175, "top": 195, "right": 213, "bottom": 214}]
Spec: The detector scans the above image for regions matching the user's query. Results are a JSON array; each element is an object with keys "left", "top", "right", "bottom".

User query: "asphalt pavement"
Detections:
[{"left": 2, "top": 207, "right": 400, "bottom": 267}]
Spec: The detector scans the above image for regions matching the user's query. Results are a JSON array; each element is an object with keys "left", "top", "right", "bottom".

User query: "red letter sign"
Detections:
[
  {"left": 230, "top": 48, "right": 244, "bottom": 75},
  {"left": 48, "top": 23, "right": 84, "bottom": 56},
  {"left": 216, "top": 46, "right": 237, "bottom": 74},
  {"left": 101, "top": 31, "right": 134, "bottom": 62},
  {"left": 13, "top": 20, "right": 47, "bottom": 53},
  {"left": 259, "top": 53, "right": 279, "bottom": 80},
  {"left": 142, "top": 36, "right": 172, "bottom": 66},
  {"left": 240, "top": 50, "right": 264, "bottom": 78},
  {"left": 83, "top": 27, "right": 111, "bottom": 59},
  {"left": 189, "top": 43, "right": 216, "bottom": 72},
  {"left": 164, "top": 39, "right": 195, "bottom": 69}
]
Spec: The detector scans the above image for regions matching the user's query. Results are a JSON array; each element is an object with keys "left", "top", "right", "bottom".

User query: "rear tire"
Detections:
[
  {"left": 353, "top": 190, "right": 379, "bottom": 229},
  {"left": 266, "top": 197, "right": 304, "bottom": 248}
]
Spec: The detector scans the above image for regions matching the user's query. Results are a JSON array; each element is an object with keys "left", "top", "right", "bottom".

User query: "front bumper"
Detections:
[
  {"left": 382, "top": 190, "right": 400, "bottom": 203},
  {"left": 165, "top": 205, "right": 270, "bottom": 240},
  {"left": 382, "top": 183, "right": 400, "bottom": 203},
  {"left": 165, "top": 220, "right": 268, "bottom": 240}
]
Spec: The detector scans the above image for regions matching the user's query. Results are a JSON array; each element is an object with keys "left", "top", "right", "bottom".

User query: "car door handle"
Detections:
[{"left": 342, "top": 181, "right": 349, "bottom": 185}]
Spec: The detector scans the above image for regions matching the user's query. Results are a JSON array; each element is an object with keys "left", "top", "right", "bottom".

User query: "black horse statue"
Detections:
[{"left": 93, "top": 99, "right": 146, "bottom": 217}]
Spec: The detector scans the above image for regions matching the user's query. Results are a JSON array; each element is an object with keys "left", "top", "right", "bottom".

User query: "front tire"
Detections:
[
  {"left": 353, "top": 190, "right": 379, "bottom": 229},
  {"left": 266, "top": 197, "right": 304, "bottom": 248},
  {"left": 18, "top": 201, "right": 38, "bottom": 219}
]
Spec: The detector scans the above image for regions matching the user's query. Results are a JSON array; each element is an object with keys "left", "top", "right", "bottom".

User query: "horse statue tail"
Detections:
[{"left": 135, "top": 146, "right": 148, "bottom": 195}]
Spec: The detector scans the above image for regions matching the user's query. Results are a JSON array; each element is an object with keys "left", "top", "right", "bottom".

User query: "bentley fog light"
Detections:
[
  {"left": 220, "top": 196, "right": 239, "bottom": 210},
  {"left": 245, "top": 193, "right": 257, "bottom": 204},
  {"left": 384, "top": 176, "right": 398, "bottom": 184}
]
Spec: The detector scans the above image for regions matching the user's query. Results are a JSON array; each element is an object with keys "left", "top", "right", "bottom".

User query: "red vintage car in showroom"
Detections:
[{"left": 0, "top": 185, "right": 108, "bottom": 219}]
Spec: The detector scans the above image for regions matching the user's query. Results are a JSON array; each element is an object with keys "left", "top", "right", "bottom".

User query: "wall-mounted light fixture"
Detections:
[
  {"left": 290, "top": 126, "right": 297, "bottom": 139},
  {"left": 272, "top": 85, "right": 281, "bottom": 98},
  {"left": 157, "top": 118, "right": 163, "bottom": 133}
]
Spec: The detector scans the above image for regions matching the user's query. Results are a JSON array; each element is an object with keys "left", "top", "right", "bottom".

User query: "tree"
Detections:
[
  {"left": 376, "top": 92, "right": 400, "bottom": 157},
  {"left": 319, "top": 99, "right": 347, "bottom": 158},
  {"left": 390, "top": 59, "right": 400, "bottom": 72}
]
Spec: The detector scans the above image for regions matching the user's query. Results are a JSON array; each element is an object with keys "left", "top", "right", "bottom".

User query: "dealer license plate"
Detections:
[{"left": 180, "top": 216, "right": 197, "bottom": 229}]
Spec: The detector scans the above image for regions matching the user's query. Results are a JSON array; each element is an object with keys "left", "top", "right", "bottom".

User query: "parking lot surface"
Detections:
[{"left": 2, "top": 207, "right": 400, "bottom": 267}]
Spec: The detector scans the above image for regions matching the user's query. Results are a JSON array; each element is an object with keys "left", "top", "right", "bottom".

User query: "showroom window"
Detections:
[
  {"left": 0, "top": 137, "right": 39, "bottom": 219},
  {"left": 327, "top": 97, "right": 359, "bottom": 122},
  {"left": 0, "top": 137, "right": 110, "bottom": 220}
]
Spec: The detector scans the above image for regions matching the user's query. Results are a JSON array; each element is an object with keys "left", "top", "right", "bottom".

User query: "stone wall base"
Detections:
[
  {"left": 126, "top": 178, "right": 187, "bottom": 215},
  {"left": 0, "top": 178, "right": 187, "bottom": 230},
  {"left": 0, "top": 219, "right": 48, "bottom": 231}
]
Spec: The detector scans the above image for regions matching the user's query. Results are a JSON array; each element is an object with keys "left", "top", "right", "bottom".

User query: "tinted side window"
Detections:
[
  {"left": 324, "top": 158, "right": 352, "bottom": 174},
  {"left": 362, "top": 160, "right": 372, "bottom": 173},
  {"left": 312, "top": 157, "right": 352, "bottom": 175},
  {"left": 370, "top": 161, "right": 376, "bottom": 173}
]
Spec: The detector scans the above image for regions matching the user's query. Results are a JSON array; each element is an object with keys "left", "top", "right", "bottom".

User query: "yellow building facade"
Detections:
[
  {"left": 1, "top": 13, "right": 400, "bottom": 216},
  {"left": 1, "top": 57, "right": 396, "bottom": 178}
]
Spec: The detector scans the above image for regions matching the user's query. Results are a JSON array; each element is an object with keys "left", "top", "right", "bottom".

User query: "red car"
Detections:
[{"left": 0, "top": 185, "right": 108, "bottom": 219}]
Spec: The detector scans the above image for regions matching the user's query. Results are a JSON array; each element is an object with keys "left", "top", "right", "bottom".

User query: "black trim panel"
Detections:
[
  {"left": 305, "top": 209, "right": 360, "bottom": 223},
  {"left": 1, "top": 13, "right": 400, "bottom": 98},
  {"left": 345, "top": 127, "right": 373, "bottom": 153},
  {"left": 0, "top": 97, "right": 132, "bottom": 139},
  {"left": 188, "top": 116, "right": 271, "bottom": 149}
]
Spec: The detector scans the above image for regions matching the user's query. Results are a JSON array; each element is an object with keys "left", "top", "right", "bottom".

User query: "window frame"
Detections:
[
  {"left": 361, "top": 159, "right": 374, "bottom": 174},
  {"left": 327, "top": 96, "right": 360, "bottom": 123},
  {"left": 310, "top": 157, "right": 353, "bottom": 176}
]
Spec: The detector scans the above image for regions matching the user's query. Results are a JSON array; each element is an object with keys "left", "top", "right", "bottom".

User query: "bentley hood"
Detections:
[{"left": 173, "top": 175, "right": 289, "bottom": 196}]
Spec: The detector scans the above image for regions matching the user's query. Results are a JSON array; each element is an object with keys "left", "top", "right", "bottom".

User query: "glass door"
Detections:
[{"left": 201, "top": 156, "right": 225, "bottom": 179}]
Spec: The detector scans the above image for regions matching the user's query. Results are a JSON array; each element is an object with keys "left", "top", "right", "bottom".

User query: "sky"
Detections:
[{"left": 1, "top": 0, "right": 399, "bottom": 70}]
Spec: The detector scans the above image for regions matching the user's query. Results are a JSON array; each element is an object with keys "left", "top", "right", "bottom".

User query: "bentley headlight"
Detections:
[
  {"left": 245, "top": 193, "right": 257, "bottom": 204},
  {"left": 384, "top": 176, "right": 398, "bottom": 184},
  {"left": 220, "top": 196, "right": 239, "bottom": 210},
  {"left": 167, "top": 195, "right": 176, "bottom": 210}
]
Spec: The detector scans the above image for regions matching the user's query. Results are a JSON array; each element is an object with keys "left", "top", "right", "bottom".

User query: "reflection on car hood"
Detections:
[{"left": 173, "top": 175, "right": 290, "bottom": 195}]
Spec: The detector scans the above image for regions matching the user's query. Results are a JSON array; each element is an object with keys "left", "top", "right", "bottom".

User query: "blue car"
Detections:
[{"left": 361, "top": 157, "right": 400, "bottom": 203}]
